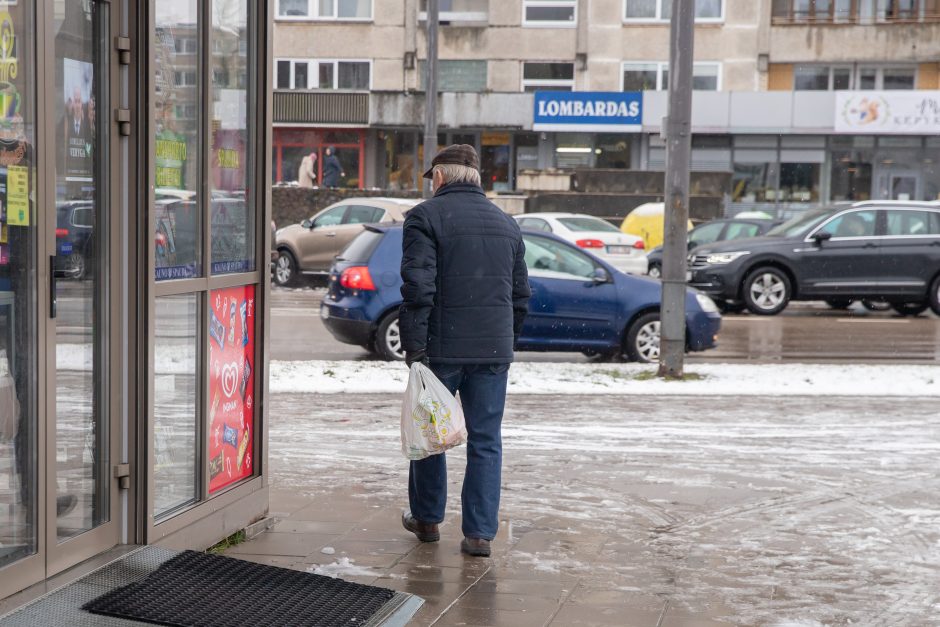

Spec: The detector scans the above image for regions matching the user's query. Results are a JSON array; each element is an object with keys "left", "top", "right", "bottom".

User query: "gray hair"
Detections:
[{"left": 433, "top": 163, "right": 482, "bottom": 186}]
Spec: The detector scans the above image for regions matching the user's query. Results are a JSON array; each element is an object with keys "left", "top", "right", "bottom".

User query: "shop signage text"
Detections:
[
  {"left": 835, "top": 91, "right": 940, "bottom": 134},
  {"left": 533, "top": 91, "right": 643, "bottom": 132}
]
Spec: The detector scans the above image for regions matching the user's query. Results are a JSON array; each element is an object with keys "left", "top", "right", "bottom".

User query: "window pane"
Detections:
[
  {"left": 314, "top": 206, "right": 347, "bottom": 227},
  {"left": 155, "top": 0, "right": 201, "bottom": 280},
  {"left": 693, "top": 65, "right": 720, "bottom": 90},
  {"left": 829, "top": 151, "right": 873, "bottom": 201},
  {"left": 858, "top": 68, "right": 877, "bottom": 90},
  {"left": 697, "top": 0, "right": 723, "bottom": 18},
  {"left": 345, "top": 206, "right": 385, "bottom": 225},
  {"left": 625, "top": 0, "right": 657, "bottom": 18},
  {"left": 523, "top": 235, "right": 596, "bottom": 279},
  {"left": 338, "top": 0, "right": 371, "bottom": 17},
  {"left": 780, "top": 163, "right": 821, "bottom": 202},
  {"left": 295, "top": 61, "right": 309, "bottom": 89},
  {"left": 833, "top": 68, "right": 851, "bottom": 90},
  {"left": 623, "top": 65, "right": 659, "bottom": 91},
  {"left": 819, "top": 210, "right": 877, "bottom": 237},
  {"left": 383, "top": 130, "right": 417, "bottom": 190},
  {"left": 211, "top": 5, "right": 254, "bottom": 276},
  {"left": 419, "top": 60, "right": 487, "bottom": 92},
  {"left": 689, "top": 222, "right": 725, "bottom": 247},
  {"left": 525, "top": 6, "right": 576, "bottom": 22},
  {"left": 834, "top": 0, "right": 853, "bottom": 20},
  {"left": 276, "top": 61, "right": 290, "bottom": 89},
  {"left": 725, "top": 223, "right": 761, "bottom": 240},
  {"left": 732, "top": 163, "right": 777, "bottom": 202},
  {"left": 208, "top": 286, "right": 256, "bottom": 494},
  {"left": 884, "top": 68, "right": 916, "bottom": 89},
  {"left": 154, "top": 295, "right": 198, "bottom": 518},
  {"left": 523, "top": 63, "right": 574, "bottom": 80},
  {"left": 595, "top": 134, "right": 631, "bottom": 169},
  {"left": 279, "top": 0, "right": 309, "bottom": 17},
  {"left": 319, "top": 0, "right": 336, "bottom": 17},
  {"left": 886, "top": 210, "right": 932, "bottom": 236},
  {"left": 338, "top": 62, "right": 370, "bottom": 89},
  {"left": 794, "top": 66, "right": 830, "bottom": 90},
  {"left": 318, "top": 62, "right": 334, "bottom": 89}
]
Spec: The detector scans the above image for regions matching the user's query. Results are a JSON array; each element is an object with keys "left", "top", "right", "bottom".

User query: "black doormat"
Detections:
[{"left": 81, "top": 550, "right": 396, "bottom": 627}]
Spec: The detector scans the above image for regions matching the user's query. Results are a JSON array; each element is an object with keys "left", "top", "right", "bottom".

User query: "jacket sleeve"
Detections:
[
  {"left": 399, "top": 208, "right": 437, "bottom": 354},
  {"left": 511, "top": 237, "right": 531, "bottom": 342}
]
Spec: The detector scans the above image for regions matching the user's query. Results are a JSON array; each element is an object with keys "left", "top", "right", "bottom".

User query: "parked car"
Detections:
[
  {"left": 320, "top": 225, "right": 721, "bottom": 363},
  {"left": 55, "top": 202, "right": 95, "bottom": 280},
  {"left": 688, "top": 201, "right": 940, "bottom": 316},
  {"left": 645, "top": 217, "right": 780, "bottom": 279},
  {"left": 274, "top": 197, "right": 417, "bottom": 286},
  {"left": 515, "top": 212, "right": 648, "bottom": 275}
]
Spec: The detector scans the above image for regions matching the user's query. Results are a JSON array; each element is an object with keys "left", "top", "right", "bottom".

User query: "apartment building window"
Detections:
[
  {"left": 419, "top": 0, "right": 489, "bottom": 23},
  {"left": 174, "top": 37, "right": 197, "bottom": 54},
  {"left": 523, "top": 0, "right": 577, "bottom": 27},
  {"left": 522, "top": 62, "right": 575, "bottom": 92},
  {"left": 275, "top": 59, "right": 371, "bottom": 90},
  {"left": 276, "top": 0, "right": 371, "bottom": 20},
  {"left": 419, "top": 60, "right": 488, "bottom": 92},
  {"left": 624, "top": 0, "right": 724, "bottom": 22},
  {"left": 175, "top": 70, "right": 197, "bottom": 87},
  {"left": 622, "top": 62, "right": 721, "bottom": 91},
  {"left": 773, "top": 0, "right": 940, "bottom": 23},
  {"left": 794, "top": 64, "right": 916, "bottom": 90}
]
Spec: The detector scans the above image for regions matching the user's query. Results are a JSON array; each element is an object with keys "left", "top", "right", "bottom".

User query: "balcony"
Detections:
[
  {"left": 772, "top": 0, "right": 940, "bottom": 25},
  {"left": 273, "top": 90, "right": 369, "bottom": 126},
  {"left": 418, "top": 0, "right": 488, "bottom": 26}
]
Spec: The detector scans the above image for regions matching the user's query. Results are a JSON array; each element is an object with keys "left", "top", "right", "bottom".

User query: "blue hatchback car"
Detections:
[{"left": 320, "top": 225, "right": 721, "bottom": 363}]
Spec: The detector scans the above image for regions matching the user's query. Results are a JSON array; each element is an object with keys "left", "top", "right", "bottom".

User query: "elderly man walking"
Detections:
[{"left": 399, "top": 145, "right": 530, "bottom": 557}]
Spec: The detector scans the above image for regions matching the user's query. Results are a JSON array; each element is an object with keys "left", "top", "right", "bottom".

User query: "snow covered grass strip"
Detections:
[{"left": 269, "top": 360, "right": 940, "bottom": 397}]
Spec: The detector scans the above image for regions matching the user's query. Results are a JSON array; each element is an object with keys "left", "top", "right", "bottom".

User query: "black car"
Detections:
[
  {"left": 688, "top": 202, "right": 940, "bottom": 316},
  {"left": 55, "top": 202, "right": 95, "bottom": 280},
  {"left": 646, "top": 217, "right": 779, "bottom": 279}
]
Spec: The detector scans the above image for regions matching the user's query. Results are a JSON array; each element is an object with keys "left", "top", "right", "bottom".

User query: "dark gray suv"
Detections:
[{"left": 688, "top": 202, "right": 940, "bottom": 316}]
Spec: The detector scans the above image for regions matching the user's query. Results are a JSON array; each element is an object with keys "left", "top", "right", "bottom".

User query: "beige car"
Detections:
[{"left": 274, "top": 197, "right": 417, "bottom": 286}]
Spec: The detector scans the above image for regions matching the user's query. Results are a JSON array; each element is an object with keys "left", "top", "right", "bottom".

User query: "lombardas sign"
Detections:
[
  {"left": 835, "top": 91, "right": 940, "bottom": 134},
  {"left": 533, "top": 91, "right": 643, "bottom": 132}
]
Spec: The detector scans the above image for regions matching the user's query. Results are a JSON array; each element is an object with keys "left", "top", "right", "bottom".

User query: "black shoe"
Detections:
[
  {"left": 460, "top": 537, "right": 491, "bottom": 557},
  {"left": 402, "top": 511, "right": 440, "bottom": 543},
  {"left": 56, "top": 494, "right": 78, "bottom": 518}
]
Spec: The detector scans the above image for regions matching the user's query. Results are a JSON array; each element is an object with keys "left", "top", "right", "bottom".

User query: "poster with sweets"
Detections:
[{"left": 208, "top": 285, "right": 255, "bottom": 493}]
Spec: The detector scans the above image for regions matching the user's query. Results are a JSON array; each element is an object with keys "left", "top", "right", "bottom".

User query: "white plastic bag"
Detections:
[{"left": 401, "top": 363, "right": 467, "bottom": 460}]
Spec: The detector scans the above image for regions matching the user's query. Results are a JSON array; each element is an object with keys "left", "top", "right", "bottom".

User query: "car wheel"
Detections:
[
  {"left": 274, "top": 250, "right": 298, "bottom": 287},
  {"left": 715, "top": 299, "right": 747, "bottom": 314},
  {"left": 69, "top": 252, "right": 86, "bottom": 281},
  {"left": 825, "top": 299, "right": 853, "bottom": 310},
  {"left": 891, "top": 302, "right": 928, "bottom": 317},
  {"left": 625, "top": 312, "right": 661, "bottom": 364},
  {"left": 929, "top": 275, "right": 940, "bottom": 317},
  {"left": 581, "top": 349, "right": 621, "bottom": 362},
  {"left": 374, "top": 312, "right": 405, "bottom": 361},
  {"left": 647, "top": 264, "right": 662, "bottom": 279},
  {"left": 861, "top": 299, "right": 891, "bottom": 312},
  {"left": 742, "top": 267, "right": 791, "bottom": 316}
]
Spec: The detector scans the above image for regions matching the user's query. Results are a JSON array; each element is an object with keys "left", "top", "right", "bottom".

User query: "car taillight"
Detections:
[
  {"left": 340, "top": 266, "right": 376, "bottom": 291},
  {"left": 633, "top": 240, "right": 646, "bottom": 250},
  {"left": 576, "top": 239, "right": 605, "bottom": 249},
  {"left": 56, "top": 228, "right": 69, "bottom": 238}
]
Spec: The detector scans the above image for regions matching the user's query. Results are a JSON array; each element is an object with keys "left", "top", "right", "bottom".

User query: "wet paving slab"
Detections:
[{"left": 227, "top": 392, "right": 940, "bottom": 625}]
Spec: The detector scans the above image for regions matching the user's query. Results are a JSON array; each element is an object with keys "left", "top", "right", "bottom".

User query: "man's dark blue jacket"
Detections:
[{"left": 399, "top": 182, "right": 530, "bottom": 364}]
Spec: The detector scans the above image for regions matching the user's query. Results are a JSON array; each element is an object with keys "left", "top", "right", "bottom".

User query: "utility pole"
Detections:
[
  {"left": 658, "top": 0, "right": 695, "bottom": 379},
  {"left": 422, "top": 0, "right": 439, "bottom": 199}
]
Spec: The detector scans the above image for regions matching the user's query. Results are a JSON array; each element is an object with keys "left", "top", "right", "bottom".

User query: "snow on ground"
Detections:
[{"left": 269, "top": 359, "right": 940, "bottom": 397}]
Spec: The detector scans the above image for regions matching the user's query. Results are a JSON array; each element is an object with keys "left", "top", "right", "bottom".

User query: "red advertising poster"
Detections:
[{"left": 208, "top": 285, "right": 255, "bottom": 493}]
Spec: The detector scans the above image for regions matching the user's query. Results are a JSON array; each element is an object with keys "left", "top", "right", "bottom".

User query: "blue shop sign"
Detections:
[{"left": 533, "top": 91, "right": 643, "bottom": 132}]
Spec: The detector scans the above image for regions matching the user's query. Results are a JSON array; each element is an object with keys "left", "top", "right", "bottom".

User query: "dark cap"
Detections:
[{"left": 422, "top": 144, "right": 480, "bottom": 180}]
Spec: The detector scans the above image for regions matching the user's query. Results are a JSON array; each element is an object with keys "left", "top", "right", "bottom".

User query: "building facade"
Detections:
[
  {"left": 273, "top": 0, "right": 940, "bottom": 215},
  {"left": 0, "top": 0, "right": 273, "bottom": 603}
]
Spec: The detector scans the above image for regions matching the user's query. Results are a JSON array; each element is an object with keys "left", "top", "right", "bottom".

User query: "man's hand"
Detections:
[{"left": 405, "top": 350, "right": 428, "bottom": 367}]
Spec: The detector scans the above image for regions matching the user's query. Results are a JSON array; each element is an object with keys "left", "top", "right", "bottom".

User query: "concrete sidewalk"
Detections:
[{"left": 225, "top": 393, "right": 940, "bottom": 626}]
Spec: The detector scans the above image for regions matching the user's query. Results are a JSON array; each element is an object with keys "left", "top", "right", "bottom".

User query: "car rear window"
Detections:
[
  {"left": 557, "top": 217, "right": 620, "bottom": 233},
  {"left": 336, "top": 229, "right": 385, "bottom": 263}
]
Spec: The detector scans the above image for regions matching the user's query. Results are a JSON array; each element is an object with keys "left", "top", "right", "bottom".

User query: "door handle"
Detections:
[
  {"left": 862, "top": 243, "right": 877, "bottom": 249},
  {"left": 49, "top": 255, "right": 57, "bottom": 318},
  {"left": 325, "top": 232, "right": 337, "bottom": 238}
]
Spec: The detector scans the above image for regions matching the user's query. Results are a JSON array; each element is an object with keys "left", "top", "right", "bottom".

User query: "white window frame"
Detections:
[
  {"left": 623, "top": 0, "right": 725, "bottom": 24},
  {"left": 522, "top": 0, "right": 578, "bottom": 28},
  {"left": 620, "top": 61, "right": 722, "bottom": 91},
  {"left": 275, "top": 0, "right": 374, "bottom": 22},
  {"left": 521, "top": 61, "right": 576, "bottom": 91},
  {"left": 174, "top": 69, "right": 197, "bottom": 87},
  {"left": 418, "top": 0, "right": 489, "bottom": 23},
  {"left": 274, "top": 58, "right": 373, "bottom": 90},
  {"left": 856, "top": 65, "right": 918, "bottom": 90}
]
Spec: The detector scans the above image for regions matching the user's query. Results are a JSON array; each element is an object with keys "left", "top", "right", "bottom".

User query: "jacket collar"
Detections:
[{"left": 433, "top": 182, "right": 485, "bottom": 198}]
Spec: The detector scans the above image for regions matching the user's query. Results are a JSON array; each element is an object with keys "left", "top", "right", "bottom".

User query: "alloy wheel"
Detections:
[
  {"left": 275, "top": 254, "right": 293, "bottom": 285},
  {"left": 635, "top": 320, "right": 661, "bottom": 363},
  {"left": 386, "top": 318, "right": 404, "bottom": 359},
  {"left": 749, "top": 273, "right": 786, "bottom": 311},
  {"left": 648, "top": 265, "right": 662, "bottom": 279}
]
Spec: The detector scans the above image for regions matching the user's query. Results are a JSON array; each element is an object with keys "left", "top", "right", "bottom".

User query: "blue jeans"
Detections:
[{"left": 408, "top": 363, "right": 509, "bottom": 541}]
